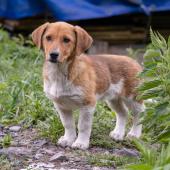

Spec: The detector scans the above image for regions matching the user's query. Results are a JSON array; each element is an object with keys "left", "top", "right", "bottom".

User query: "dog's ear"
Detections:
[
  {"left": 74, "top": 26, "right": 93, "bottom": 56},
  {"left": 31, "top": 22, "right": 49, "bottom": 49}
]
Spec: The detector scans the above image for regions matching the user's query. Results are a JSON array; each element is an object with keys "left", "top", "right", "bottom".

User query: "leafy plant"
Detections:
[
  {"left": 125, "top": 140, "right": 170, "bottom": 170},
  {"left": 138, "top": 29, "right": 170, "bottom": 143}
]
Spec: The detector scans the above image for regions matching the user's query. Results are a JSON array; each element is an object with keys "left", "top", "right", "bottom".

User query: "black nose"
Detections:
[{"left": 49, "top": 52, "right": 59, "bottom": 62}]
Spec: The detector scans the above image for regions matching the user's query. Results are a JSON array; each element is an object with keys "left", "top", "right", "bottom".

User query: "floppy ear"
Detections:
[
  {"left": 31, "top": 22, "right": 49, "bottom": 49},
  {"left": 74, "top": 26, "right": 93, "bottom": 56}
]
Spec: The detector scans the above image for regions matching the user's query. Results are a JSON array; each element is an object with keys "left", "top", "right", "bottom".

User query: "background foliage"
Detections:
[{"left": 138, "top": 29, "right": 170, "bottom": 144}]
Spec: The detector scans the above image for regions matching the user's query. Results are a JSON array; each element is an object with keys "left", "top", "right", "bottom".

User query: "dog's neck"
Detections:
[
  {"left": 45, "top": 61, "right": 69, "bottom": 79},
  {"left": 44, "top": 56, "right": 80, "bottom": 82}
]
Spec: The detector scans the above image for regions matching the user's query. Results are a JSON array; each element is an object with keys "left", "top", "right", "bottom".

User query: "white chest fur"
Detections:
[{"left": 43, "top": 63, "right": 83, "bottom": 108}]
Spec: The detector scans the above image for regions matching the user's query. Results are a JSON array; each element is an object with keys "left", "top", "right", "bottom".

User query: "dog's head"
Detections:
[{"left": 32, "top": 22, "right": 93, "bottom": 63}]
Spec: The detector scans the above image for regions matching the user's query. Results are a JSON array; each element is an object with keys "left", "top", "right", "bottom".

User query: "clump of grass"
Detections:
[
  {"left": 37, "top": 114, "right": 64, "bottom": 143},
  {"left": 0, "top": 134, "right": 12, "bottom": 148}
]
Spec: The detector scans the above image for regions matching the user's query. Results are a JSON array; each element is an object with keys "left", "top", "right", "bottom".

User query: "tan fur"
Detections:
[
  {"left": 32, "top": 22, "right": 49, "bottom": 49},
  {"left": 32, "top": 22, "right": 144, "bottom": 150},
  {"left": 68, "top": 54, "right": 142, "bottom": 105}
]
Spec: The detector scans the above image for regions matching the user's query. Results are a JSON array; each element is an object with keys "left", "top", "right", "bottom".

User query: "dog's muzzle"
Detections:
[{"left": 49, "top": 52, "right": 59, "bottom": 63}]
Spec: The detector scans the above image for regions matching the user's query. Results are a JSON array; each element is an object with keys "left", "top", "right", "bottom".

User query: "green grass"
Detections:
[
  {"left": 0, "top": 134, "right": 12, "bottom": 148},
  {"left": 0, "top": 29, "right": 54, "bottom": 126}
]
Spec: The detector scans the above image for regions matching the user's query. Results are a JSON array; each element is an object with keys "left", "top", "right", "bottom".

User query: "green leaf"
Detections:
[
  {"left": 156, "top": 129, "right": 170, "bottom": 142},
  {"left": 157, "top": 31, "right": 167, "bottom": 50},
  {"left": 140, "top": 63, "right": 157, "bottom": 77},
  {"left": 138, "top": 79, "right": 161, "bottom": 92},
  {"left": 168, "top": 36, "right": 170, "bottom": 48},
  {"left": 144, "top": 49, "right": 161, "bottom": 60},
  {"left": 155, "top": 101, "right": 169, "bottom": 114},
  {"left": 150, "top": 28, "right": 167, "bottom": 50},
  {"left": 138, "top": 88, "right": 161, "bottom": 100}
]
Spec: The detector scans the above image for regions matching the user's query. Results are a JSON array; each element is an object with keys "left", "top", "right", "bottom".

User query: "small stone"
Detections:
[
  {"left": 73, "top": 157, "right": 82, "bottom": 162},
  {"left": 104, "top": 151, "right": 110, "bottom": 154},
  {"left": 49, "top": 151, "right": 68, "bottom": 162},
  {"left": 0, "top": 147, "right": 32, "bottom": 157},
  {"left": 36, "top": 162, "right": 55, "bottom": 168},
  {"left": 34, "top": 153, "right": 43, "bottom": 159},
  {"left": 0, "top": 131, "right": 5, "bottom": 137},
  {"left": 11, "top": 132, "right": 18, "bottom": 137},
  {"left": 19, "top": 141, "right": 30, "bottom": 146},
  {"left": 43, "top": 148, "right": 56, "bottom": 155},
  {"left": 114, "top": 148, "right": 139, "bottom": 157},
  {"left": 33, "top": 139, "right": 47, "bottom": 148},
  {"left": 9, "top": 126, "right": 21, "bottom": 132}
]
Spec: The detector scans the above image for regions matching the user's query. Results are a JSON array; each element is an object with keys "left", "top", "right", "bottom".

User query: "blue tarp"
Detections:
[{"left": 0, "top": 0, "right": 170, "bottom": 20}]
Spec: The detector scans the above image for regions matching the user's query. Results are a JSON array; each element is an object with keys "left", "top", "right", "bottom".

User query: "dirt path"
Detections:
[{"left": 0, "top": 125, "right": 139, "bottom": 170}]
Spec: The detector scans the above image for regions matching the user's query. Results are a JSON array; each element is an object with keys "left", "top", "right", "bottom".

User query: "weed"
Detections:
[
  {"left": 125, "top": 140, "right": 170, "bottom": 170},
  {"left": 138, "top": 29, "right": 170, "bottom": 143},
  {"left": 37, "top": 114, "right": 64, "bottom": 143},
  {"left": 0, "top": 134, "right": 12, "bottom": 148}
]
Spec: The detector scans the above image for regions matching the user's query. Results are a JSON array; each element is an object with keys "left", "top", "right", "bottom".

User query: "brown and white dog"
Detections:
[{"left": 32, "top": 22, "right": 145, "bottom": 150}]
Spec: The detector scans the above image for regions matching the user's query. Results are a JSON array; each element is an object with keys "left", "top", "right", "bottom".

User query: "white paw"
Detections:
[
  {"left": 126, "top": 132, "right": 141, "bottom": 139},
  {"left": 71, "top": 140, "right": 89, "bottom": 150},
  {"left": 110, "top": 131, "right": 124, "bottom": 141},
  {"left": 57, "top": 136, "right": 75, "bottom": 147}
]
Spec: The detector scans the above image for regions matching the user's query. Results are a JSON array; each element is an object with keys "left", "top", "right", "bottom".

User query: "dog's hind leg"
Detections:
[
  {"left": 124, "top": 99, "right": 145, "bottom": 138},
  {"left": 54, "top": 103, "right": 76, "bottom": 147},
  {"left": 107, "top": 98, "right": 128, "bottom": 141}
]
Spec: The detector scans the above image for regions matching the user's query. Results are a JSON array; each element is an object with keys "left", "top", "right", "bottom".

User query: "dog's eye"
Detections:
[
  {"left": 46, "top": 35, "right": 52, "bottom": 41},
  {"left": 63, "top": 37, "right": 70, "bottom": 43}
]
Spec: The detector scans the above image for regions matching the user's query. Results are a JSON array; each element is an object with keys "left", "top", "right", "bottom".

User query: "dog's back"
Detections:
[{"left": 81, "top": 54, "right": 142, "bottom": 99}]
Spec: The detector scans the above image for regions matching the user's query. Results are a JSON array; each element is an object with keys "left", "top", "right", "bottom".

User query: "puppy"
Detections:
[{"left": 32, "top": 22, "right": 145, "bottom": 150}]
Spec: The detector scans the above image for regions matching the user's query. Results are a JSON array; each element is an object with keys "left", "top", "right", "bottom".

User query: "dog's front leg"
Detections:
[
  {"left": 72, "top": 106, "right": 95, "bottom": 150},
  {"left": 53, "top": 103, "right": 76, "bottom": 147}
]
